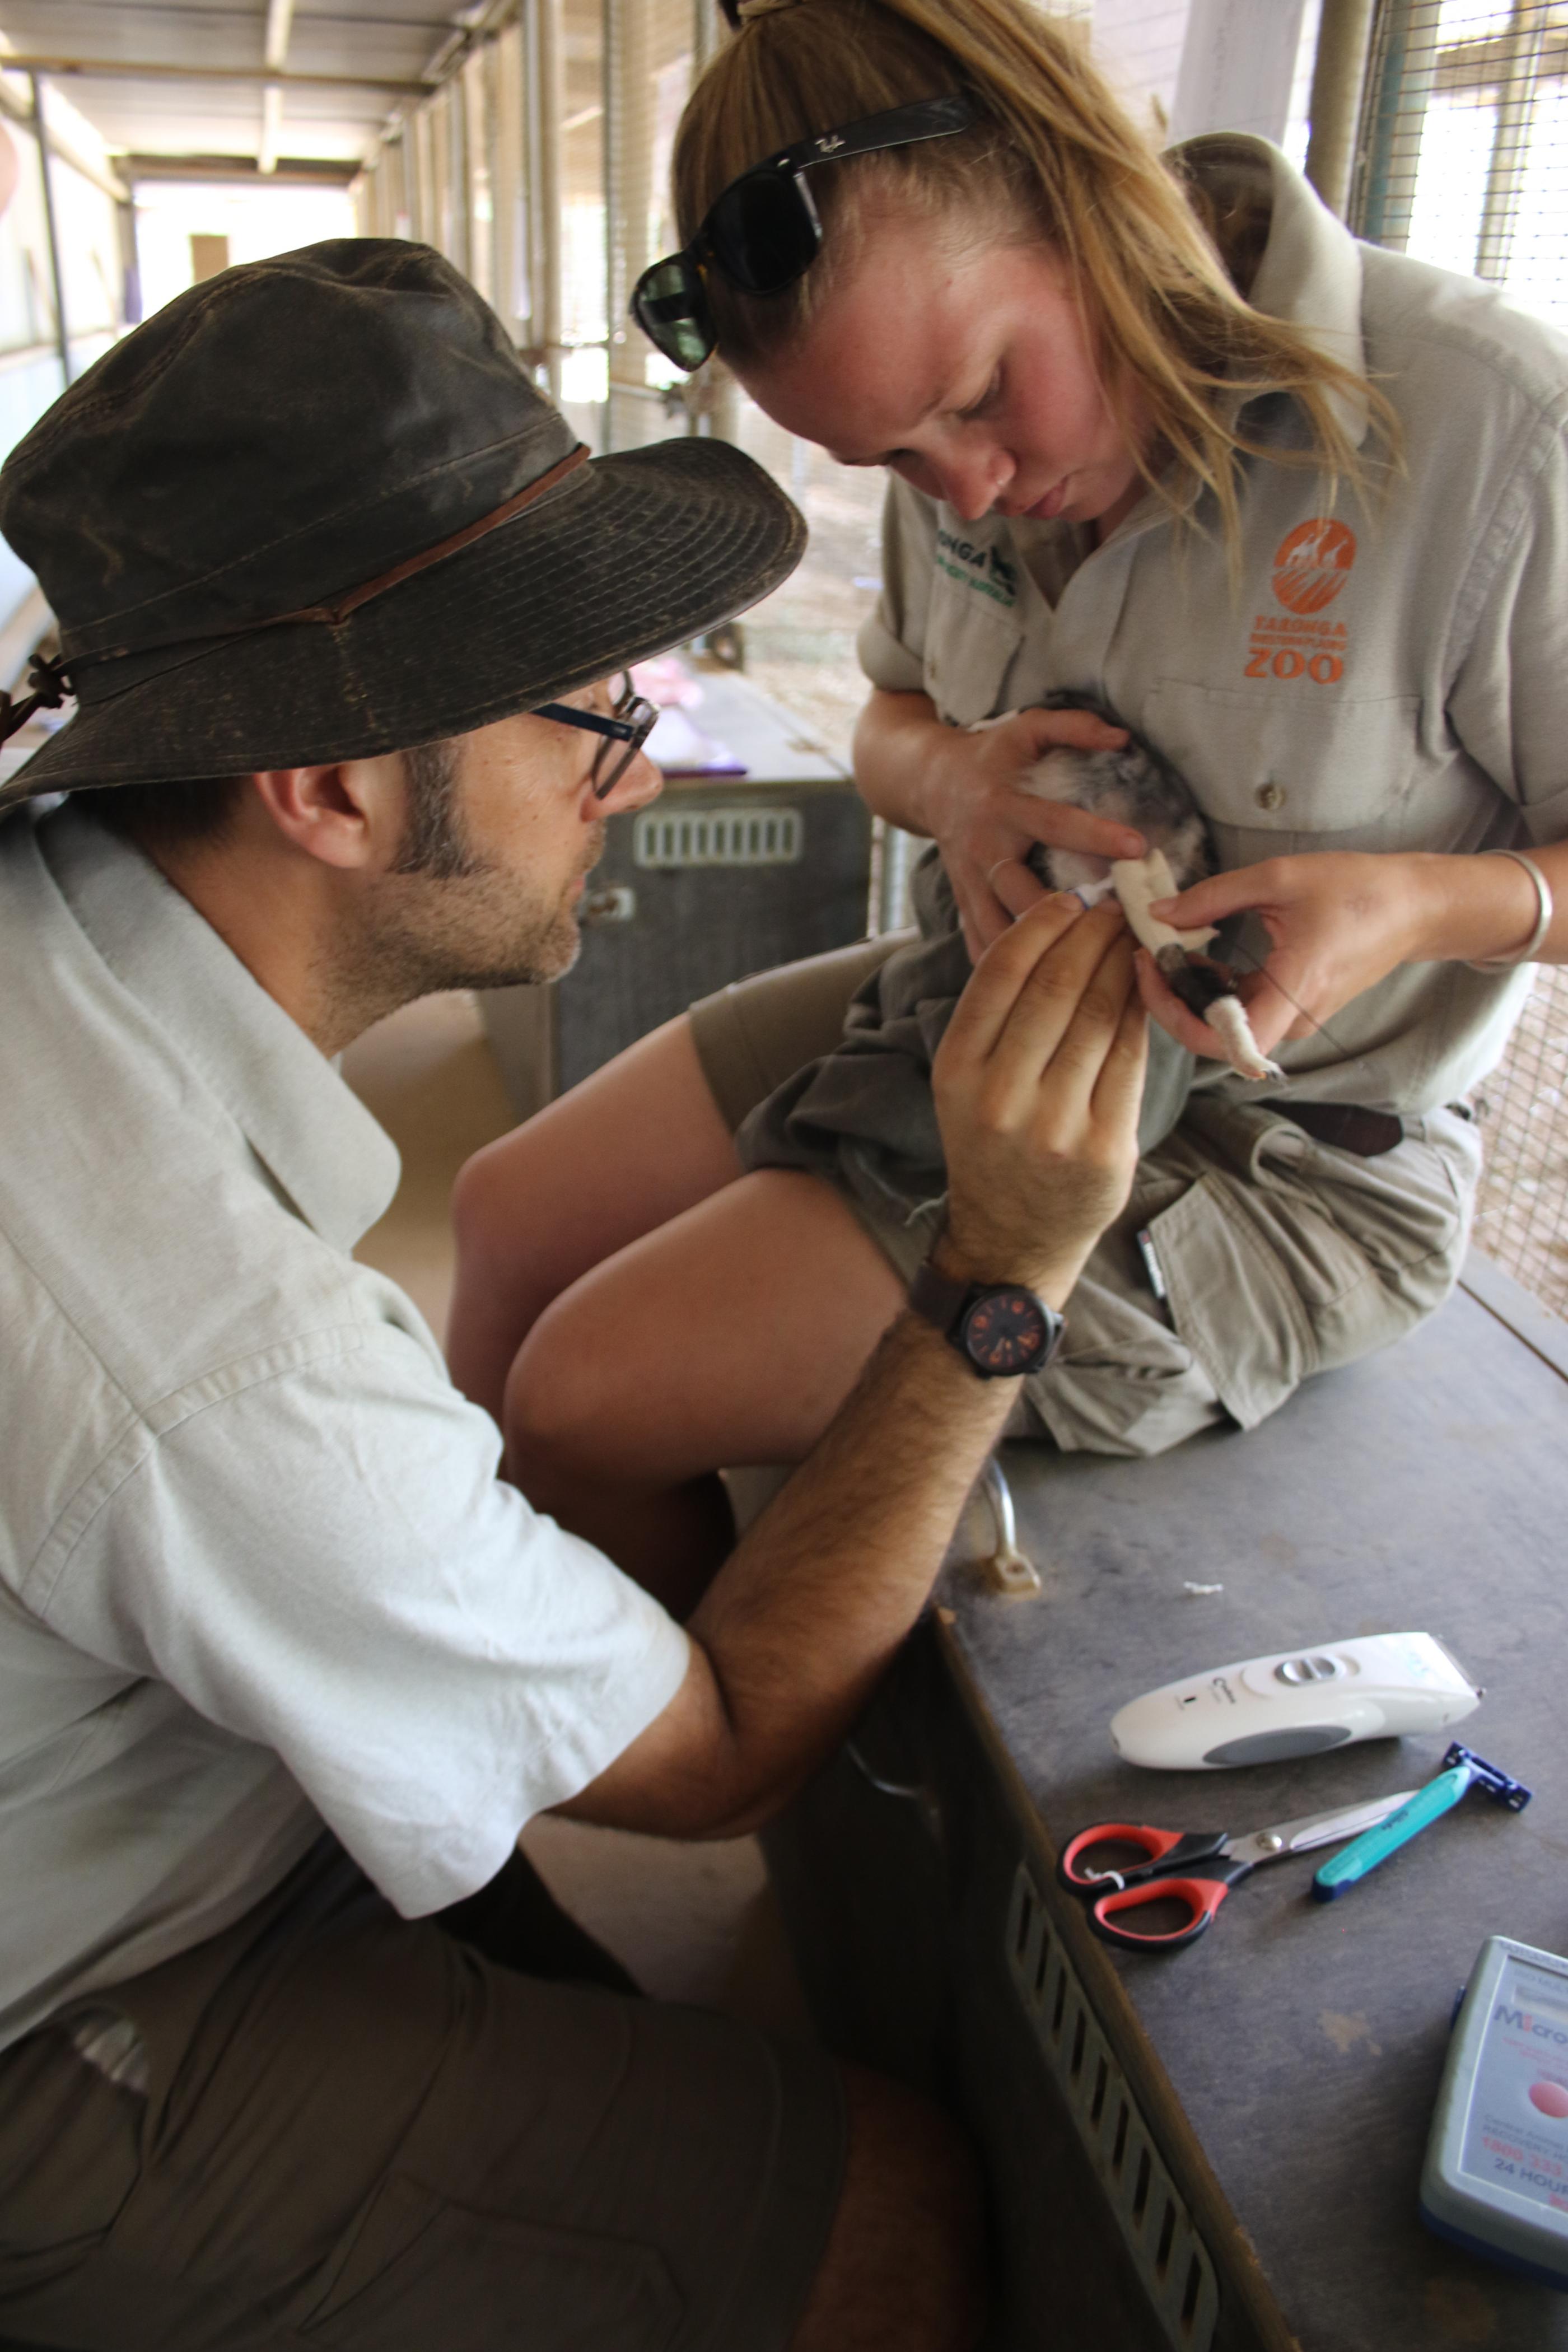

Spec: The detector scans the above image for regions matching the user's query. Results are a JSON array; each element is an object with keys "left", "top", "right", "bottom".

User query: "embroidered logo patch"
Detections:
[
  {"left": 1244, "top": 519, "right": 1356, "bottom": 683},
  {"left": 934, "top": 525, "right": 1017, "bottom": 609},
  {"left": 1271, "top": 519, "right": 1357, "bottom": 614}
]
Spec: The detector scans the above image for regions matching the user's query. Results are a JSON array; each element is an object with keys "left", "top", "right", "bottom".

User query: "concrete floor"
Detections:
[{"left": 340, "top": 990, "right": 815, "bottom": 2040}]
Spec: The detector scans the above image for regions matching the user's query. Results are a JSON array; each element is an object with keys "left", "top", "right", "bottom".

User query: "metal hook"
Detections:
[{"left": 977, "top": 1456, "right": 1042, "bottom": 1598}]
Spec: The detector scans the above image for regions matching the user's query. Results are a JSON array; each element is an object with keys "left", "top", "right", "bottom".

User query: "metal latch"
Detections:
[{"left": 581, "top": 885, "right": 636, "bottom": 926}]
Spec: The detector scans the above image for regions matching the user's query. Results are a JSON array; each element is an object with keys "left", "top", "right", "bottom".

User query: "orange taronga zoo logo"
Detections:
[
  {"left": 1246, "top": 518, "right": 1358, "bottom": 681},
  {"left": 1271, "top": 519, "right": 1357, "bottom": 614}
]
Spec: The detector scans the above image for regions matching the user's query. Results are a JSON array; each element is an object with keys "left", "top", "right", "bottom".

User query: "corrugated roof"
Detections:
[{"left": 0, "top": 1, "right": 480, "bottom": 173}]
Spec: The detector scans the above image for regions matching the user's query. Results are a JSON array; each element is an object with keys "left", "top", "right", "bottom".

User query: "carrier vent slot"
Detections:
[
  {"left": 633, "top": 805, "right": 802, "bottom": 868},
  {"left": 1004, "top": 1864, "right": 1220, "bottom": 2352}
]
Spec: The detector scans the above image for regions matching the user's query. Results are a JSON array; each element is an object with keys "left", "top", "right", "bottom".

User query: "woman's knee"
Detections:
[
  {"left": 450, "top": 1128, "right": 524, "bottom": 1272},
  {"left": 502, "top": 1280, "right": 615, "bottom": 1471},
  {"left": 454, "top": 1020, "right": 744, "bottom": 1317},
  {"left": 503, "top": 1169, "right": 905, "bottom": 1486}
]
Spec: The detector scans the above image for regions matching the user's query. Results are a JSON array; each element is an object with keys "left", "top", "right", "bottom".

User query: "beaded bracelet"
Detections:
[{"left": 1467, "top": 848, "right": 1555, "bottom": 973}]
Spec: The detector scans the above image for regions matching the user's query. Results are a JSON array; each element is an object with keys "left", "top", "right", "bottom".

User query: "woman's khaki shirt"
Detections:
[{"left": 857, "top": 134, "right": 1568, "bottom": 1116}]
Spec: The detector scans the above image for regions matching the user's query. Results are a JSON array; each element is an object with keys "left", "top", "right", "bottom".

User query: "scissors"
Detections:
[{"left": 1059, "top": 1790, "right": 1418, "bottom": 1952}]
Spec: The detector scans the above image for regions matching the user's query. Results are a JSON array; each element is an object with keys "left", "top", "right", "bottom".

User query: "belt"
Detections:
[{"left": 1257, "top": 1100, "right": 1405, "bottom": 1158}]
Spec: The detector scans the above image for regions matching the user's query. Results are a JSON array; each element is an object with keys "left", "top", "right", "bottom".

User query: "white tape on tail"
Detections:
[
  {"left": 1108, "top": 848, "right": 1215, "bottom": 958},
  {"left": 1110, "top": 849, "right": 1282, "bottom": 1082}
]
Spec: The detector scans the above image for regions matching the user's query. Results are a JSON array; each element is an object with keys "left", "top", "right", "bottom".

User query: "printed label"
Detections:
[
  {"left": 1460, "top": 1962, "right": 1568, "bottom": 2219},
  {"left": 1244, "top": 519, "right": 1357, "bottom": 684},
  {"left": 935, "top": 526, "right": 1018, "bottom": 608}
]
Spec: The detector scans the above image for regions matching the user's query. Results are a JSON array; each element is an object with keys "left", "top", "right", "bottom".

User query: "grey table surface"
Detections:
[{"left": 934, "top": 1265, "right": 1568, "bottom": 2350}]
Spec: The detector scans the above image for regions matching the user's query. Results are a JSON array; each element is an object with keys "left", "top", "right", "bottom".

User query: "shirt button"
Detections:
[{"left": 1256, "top": 781, "right": 1286, "bottom": 811}]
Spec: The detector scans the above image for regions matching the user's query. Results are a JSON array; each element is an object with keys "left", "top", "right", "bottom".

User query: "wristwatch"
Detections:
[{"left": 909, "top": 1256, "right": 1066, "bottom": 1381}]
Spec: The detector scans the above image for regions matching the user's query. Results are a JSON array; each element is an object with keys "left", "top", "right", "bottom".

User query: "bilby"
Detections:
[{"left": 1002, "top": 704, "right": 1284, "bottom": 1084}]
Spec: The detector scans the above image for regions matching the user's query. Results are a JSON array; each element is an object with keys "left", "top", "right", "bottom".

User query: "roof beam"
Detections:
[
  {"left": 259, "top": 0, "right": 296, "bottom": 175},
  {"left": 122, "top": 150, "right": 359, "bottom": 185},
  {"left": 258, "top": 81, "right": 283, "bottom": 173},
  {"left": 0, "top": 76, "right": 129, "bottom": 200},
  {"left": 263, "top": 0, "right": 297, "bottom": 76},
  {"left": 0, "top": 57, "right": 428, "bottom": 96}
]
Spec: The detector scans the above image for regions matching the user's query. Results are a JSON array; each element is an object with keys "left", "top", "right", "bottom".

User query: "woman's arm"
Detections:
[
  {"left": 853, "top": 686, "right": 1149, "bottom": 959},
  {"left": 1143, "top": 844, "right": 1568, "bottom": 1063}
]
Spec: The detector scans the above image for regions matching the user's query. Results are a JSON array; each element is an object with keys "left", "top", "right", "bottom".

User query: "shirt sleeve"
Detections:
[
  {"left": 44, "top": 1320, "right": 692, "bottom": 1917},
  {"left": 1445, "top": 385, "right": 1568, "bottom": 847},
  {"left": 856, "top": 476, "right": 937, "bottom": 694}
]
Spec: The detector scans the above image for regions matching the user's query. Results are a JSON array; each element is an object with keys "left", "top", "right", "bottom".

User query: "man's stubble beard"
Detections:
[
  {"left": 347, "top": 847, "right": 600, "bottom": 1011},
  {"left": 330, "top": 769, "right": 606, "bottom": 1032}
]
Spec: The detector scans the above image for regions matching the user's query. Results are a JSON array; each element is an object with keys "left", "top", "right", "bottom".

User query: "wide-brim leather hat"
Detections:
[{"left": 0, "top": 239, "right": 805, "bottom": 809}]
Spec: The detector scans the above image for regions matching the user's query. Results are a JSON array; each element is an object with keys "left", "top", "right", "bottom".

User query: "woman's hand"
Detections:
[
  {"left": 1138, "top": 852, "right": 1429, "bottom": 1063},
  {"left": 853, "top": 690, "right": 1147, "bottom": 960},
  {"left": 928, "top": 707, "right": 1147, "bottom": 959}
]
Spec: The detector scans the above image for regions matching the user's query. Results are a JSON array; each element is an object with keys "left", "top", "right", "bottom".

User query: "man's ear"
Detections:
[{"left": 250, "top": 754, "right": 405, "bottom": 871}]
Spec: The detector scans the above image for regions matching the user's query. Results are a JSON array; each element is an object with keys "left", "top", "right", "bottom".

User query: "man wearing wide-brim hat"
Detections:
[{"left": 0, "top": 241, "right": 1145, "bottom": 2352}]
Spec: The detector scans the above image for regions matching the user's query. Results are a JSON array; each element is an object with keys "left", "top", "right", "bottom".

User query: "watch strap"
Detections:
[{"left": 908, "top": 1257, "right": 973, "bottom": 1340}]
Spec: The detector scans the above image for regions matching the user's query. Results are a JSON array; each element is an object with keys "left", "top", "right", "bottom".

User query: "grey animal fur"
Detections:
[
  {"left": 1011, "top": 700, "right": 1283, "bottom": 1082},
  {"left": 1018, "top": 706, "right": 1214, "bottom": 901}
]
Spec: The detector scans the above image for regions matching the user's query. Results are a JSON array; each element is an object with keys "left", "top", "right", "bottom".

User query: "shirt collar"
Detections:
[
  {"left": 1174, "top": 132, "right": 1370, "bottom": 449},
  {"left": 39, "top": 804, "right": 402, "bottom": 1252}
]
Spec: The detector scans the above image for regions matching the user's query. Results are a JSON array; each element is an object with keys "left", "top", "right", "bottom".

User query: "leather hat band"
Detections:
[{"left": 0, "top": 443, "right": 592, "bottom": 752}]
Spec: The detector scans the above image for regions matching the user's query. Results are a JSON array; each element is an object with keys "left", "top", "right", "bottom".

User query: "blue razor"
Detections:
[{"left": 1312, "top": 1743, "right": 1531, "bottom": 1902}]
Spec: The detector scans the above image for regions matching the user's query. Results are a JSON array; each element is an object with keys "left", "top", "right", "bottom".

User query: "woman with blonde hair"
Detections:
[{"left": 450, "top": 0, "right": 1568, "bottom": 1597}]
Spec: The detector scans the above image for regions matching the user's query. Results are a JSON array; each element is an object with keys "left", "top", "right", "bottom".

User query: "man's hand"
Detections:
[{"left": 934, "top": 894, "right": 1147, "bottom": 1301}]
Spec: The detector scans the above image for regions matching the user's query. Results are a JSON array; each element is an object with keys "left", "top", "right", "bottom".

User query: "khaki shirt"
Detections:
[{"left": 858, "top": 134, "right": 1568, "bottom": 1114}]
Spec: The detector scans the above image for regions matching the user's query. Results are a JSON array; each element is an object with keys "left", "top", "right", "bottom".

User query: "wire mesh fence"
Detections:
[
  {"left": 1470, "top": 967, "right": 1568, "bottom": 1313},
  {"left": 1356, "top": 0, "right": 1568, "bottom": 1305}
]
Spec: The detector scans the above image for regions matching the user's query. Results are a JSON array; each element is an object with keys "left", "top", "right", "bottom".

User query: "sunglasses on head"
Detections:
[
  {"left": 630, "top": 92, "right": 981, "bottom": 373},
  {"left": 534, "top": 674, "right": 659, "bottom": 799}
]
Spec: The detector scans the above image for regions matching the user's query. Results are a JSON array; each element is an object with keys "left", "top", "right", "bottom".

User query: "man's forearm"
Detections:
[
  {"left": 564, "top": 897, "right": 1144, "bottom": 1844},
  {"left": 689, "top": 1310, "right": 1018, "bottom": 1830},
  {"left": 563, "top": 1308, "right": 1020, "bottom": 1840}
]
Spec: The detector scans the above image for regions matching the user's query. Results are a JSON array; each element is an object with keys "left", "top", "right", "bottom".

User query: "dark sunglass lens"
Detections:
[
  {"left": 709, "top": 172, "right": 819, "bottom": 293},
  {"left": 632, "top": 260, "right": 715, "bottom": 369}
]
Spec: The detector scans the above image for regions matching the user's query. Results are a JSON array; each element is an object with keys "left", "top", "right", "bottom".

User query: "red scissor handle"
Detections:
[
  {"left": 1059, "top": 1822, "right": 1229, "bottom": 1893},
  {"left": 1088, "top": 1861, "right": 1252, "bottom": 1952}
]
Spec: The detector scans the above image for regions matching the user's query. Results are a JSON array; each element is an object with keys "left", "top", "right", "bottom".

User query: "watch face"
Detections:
[{"left": 962, "top": 1288, "right": 1051, "bottom": 1375}]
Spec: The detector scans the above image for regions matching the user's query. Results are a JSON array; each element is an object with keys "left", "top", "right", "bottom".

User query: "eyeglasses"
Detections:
[
  {"left": 630, "top": 93, "right": 981, "bottom": 373},
  {"left": 534, "top": 673, "right": 659, "bottom": 799}
]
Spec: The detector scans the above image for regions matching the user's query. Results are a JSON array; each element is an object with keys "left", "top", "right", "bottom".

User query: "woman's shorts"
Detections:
[{"left": 689, "top": 938, "right": 1483, "bottom": 1459}]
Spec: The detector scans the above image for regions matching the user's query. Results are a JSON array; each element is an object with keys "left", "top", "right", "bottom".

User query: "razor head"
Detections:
[{"left": 1442, "top": 1742, "right": 1533, "bottom": 1810}]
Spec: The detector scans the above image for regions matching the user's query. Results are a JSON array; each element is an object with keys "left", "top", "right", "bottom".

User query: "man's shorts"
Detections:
[
  {"left": 689, "top": 937, "right": 1483, "bottom": 1458},
  {"left": 0, "top": 1840, "right": 845, "bottom": 2352}
]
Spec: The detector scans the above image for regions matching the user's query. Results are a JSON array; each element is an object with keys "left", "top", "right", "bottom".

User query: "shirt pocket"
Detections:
[
  {"left": 921, "top": 557, "right": 1026, "bottom": 729},
  {"left": 1142, "top": 679, "right": 1422, "bottom": 846}
]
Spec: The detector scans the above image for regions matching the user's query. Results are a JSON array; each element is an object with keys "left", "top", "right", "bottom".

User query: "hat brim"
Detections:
[{"left": 3, "top": 436, "right": 806, "bottom": 801}]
